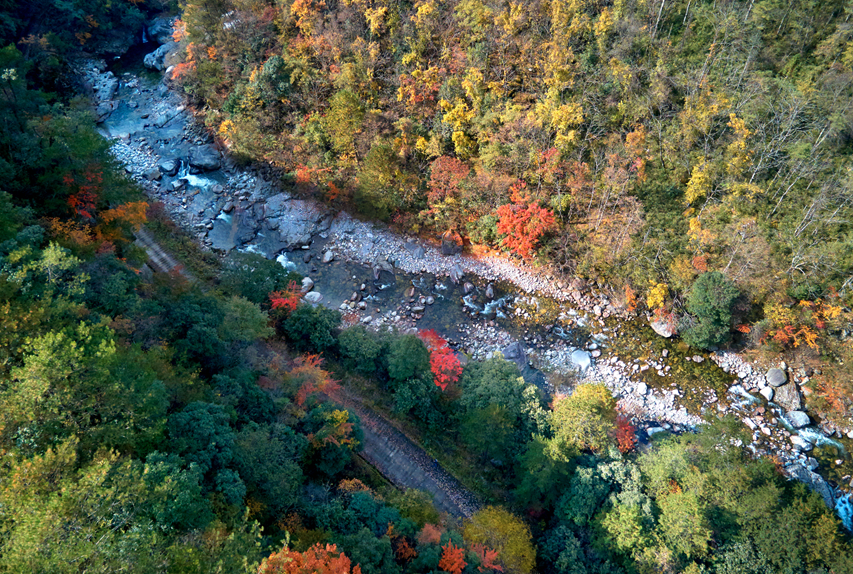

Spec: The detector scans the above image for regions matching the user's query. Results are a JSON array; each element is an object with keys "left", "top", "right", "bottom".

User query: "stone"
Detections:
[
  {"left": 766, "top": 368, "right": 787, "bottom": 387},
  {"left": 441, "top": 229, "right": 463, "bottom": 255},
  {"left": 637, "top": 382, "right": 648, "bottom": 395},
  {"left": 650, "top": 319, "right": 675, "bottom": 338},
  {"left": 502, "top": 342, "right": 527, "bottom": 371},
  {"left": 787, "top": 463, "right": 834, "bottom": 508},
  {"left": 463, "top": 282, "right": 475, "bottom": 294},
  {"left": 144, "top": 168, "right": 162, "bottom": 181},
  {"left": 361, "top": 315, "right": 372, "bottom": 324},
  {"left": 266, "top": 199, "right": 330, "bottom": 248},
  {"left": 372, "top": 256, "right": 395, "bottom": 281},
  {"left": 743, "top": 417, "right": 757, "bottom": 431},
  {"left": 322, "top": 250, "right": 335, "bottom": 263},
  {"left": 404, "top": 242, "right": 426, "bottom": 259},
  {"left": 425, "top": 296, "right": 435, "bottom": 305},
  {"left": 646, "top": 427, "right": 667, "bottom": 437},
  {"left": 411, "top": 306, "right": 425, "bottom": 313},
  {"left": 208, "top": 217, "right": 237, "bottom": 252},
  {"left": 357, "top": 301, "right": 367, "bottom": 310},
  {"left": 449, "top": 263, "right": 464, "bottom": 284},
  {"left": 571, "top": 349, "right": 592, "bottom": 371},
  {"left": 760, "top": 387, "right": 774, "bottom": 401},
  {"left": 143, "top": 41, "right": 177, "bottom": 71},
  {"left": 485, "top": 283, "right": 495, "bottom": 300},
  {"left": 785, "top": 411, "right": 810, "bottom": 428},
  {"left": 147, "top": 14, "right": 175, "bottom": 45},
  {"left": 304, "top": 292, "right": 323, "bottom": 305},
  {"left": 774, "top": 382, "right": 802, "bottom": 411},
  {"left": 692, "top": 355, "right": 704, "bottom": 363},
  {"left": 300, "top": 277, "right": 314, "bottom": 293},
  {"left": 95, "top": 100, "right": 117, "bottom": 122},
  {"left": 158, "top": 159, "right": 179, "bottom": 176},
  {"left": 188, "top": 145, "right": 221, "bottom": 171}
]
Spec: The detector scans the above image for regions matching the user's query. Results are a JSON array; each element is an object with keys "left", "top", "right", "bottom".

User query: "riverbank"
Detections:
[{"left": 89, "top": 51, "right": 852, "bottom": 522}]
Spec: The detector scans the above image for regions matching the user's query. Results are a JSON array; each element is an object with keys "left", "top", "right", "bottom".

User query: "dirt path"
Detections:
[{"left": 326, "top": 388, "right": 481, "bottom": 519}]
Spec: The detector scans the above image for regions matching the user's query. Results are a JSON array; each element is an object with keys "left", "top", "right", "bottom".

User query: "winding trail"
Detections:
[{"left": 325, "top": 387, "right": 480, "bottom": 518}]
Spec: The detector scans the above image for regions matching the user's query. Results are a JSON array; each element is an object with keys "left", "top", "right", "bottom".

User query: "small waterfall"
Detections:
[
  {"left": 462, "top": 293, "right": 482, "bottom": 312},
  {"left": 141, "top": 26, "right": 148, "bottom": 44},
  {"left": 797, "top": 428, "right": 847, "bottom": 452},
  {"left": 482, "top": 296, "right": 509, "bottom": 317},
  {"left": 276, "top": 253, "right": 297, "bottom": 271}
]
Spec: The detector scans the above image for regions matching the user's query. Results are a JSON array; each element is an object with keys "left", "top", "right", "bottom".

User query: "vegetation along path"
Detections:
[{"left": 325, "top": 387, "right": 480, "bottom": 519}]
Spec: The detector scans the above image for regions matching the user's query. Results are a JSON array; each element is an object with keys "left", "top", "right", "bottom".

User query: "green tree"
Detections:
[
  {"left": 549, "top": 384, "right": 616, "bottom": 459},
  {"left": 282, "top": 303, "right": 341, "bottom": 354},
  {"left": 167, "top": 401, "right": 235, "bottom": 474},
  {"left": 681, "top": 271, "right": 740, "bottom": 349},
  {"left": 386, "top": 334, "right": 430, "bottom": 387},
  {"left": 233, "top": 422, "right": 306, "bottom": 516}
]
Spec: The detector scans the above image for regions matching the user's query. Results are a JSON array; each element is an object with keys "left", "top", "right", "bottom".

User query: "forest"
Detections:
[
  {"left": 168, "top": 0, "right": 853, "bottom": 424},
  {"left": 0, "top": 0, "right": 852, "bottom": 573}
]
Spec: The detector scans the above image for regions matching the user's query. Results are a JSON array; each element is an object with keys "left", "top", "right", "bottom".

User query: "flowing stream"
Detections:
[{"left": 98, "top": 44, "right": 853, "bottom": 523}]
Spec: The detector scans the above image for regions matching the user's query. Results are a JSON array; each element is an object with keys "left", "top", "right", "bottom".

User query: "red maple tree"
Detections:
[
  {"left": 418, "top": 329, "right": 462, "bottom": 391},
  {"left": 495, "top": 182, "right": 555, "bottom": 258},
  {"left": 614, "top": 414, "right": 637, "bottom": 454},
  {"left": 270, "top": 281, "right": 303, "bottom": 313}
]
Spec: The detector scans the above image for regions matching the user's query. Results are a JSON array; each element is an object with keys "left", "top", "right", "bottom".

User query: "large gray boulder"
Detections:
[
  {"left": 650, "top": 319, "right": 675, "bottom": 338},
  {"left": 264, "top": 198, "right": 329, "bottom": 248},
  {"left": 787, "top": 463, "right": 835, "bottom": 508},
  {"left": 571, "top": 349, "right": 592, "bottom": 371},
  {"left": 143, "top": 41, "right": 177, "bottom": 71},
  {"left": 147, "top": 15, "right": 176, "bottom": 45},
  {"left": 404, "top": 242, "right": 426, "bottom": 259},
  {"left": 774, "top": 382, "right": 802, "bottom": 411},
  {"left": 766, "top": 368, "right": 787, "bottom": 387},
  {"left": 785, "top": 410, "right": 810, "bottom": 428},
  {"left": 502, "top": 342, "right": 526, "bottom": 371},
  {"left": 188, "top": 145, "right": 221, "bottom": 171},
  {"left": 159, "top": 159, "right": 179, "bottom": 176}
]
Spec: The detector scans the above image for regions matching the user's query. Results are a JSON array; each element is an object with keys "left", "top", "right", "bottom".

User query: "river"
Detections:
[{"left": 92, "top": 39, "right": 852, "bottom": 521}]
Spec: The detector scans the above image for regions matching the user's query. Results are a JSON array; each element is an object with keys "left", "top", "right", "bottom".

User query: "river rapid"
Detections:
[{"left": 84, "top": 34, "right": 852, "bottom": 521}]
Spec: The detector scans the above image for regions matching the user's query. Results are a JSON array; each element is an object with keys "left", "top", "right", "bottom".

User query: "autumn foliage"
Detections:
[
  {"left": 417, "top": 329, "right": 462, "bottom": 391},
  {"left": 496, "top": 183, "right": 555, "bottom": 259},
  {"left": 614, "top": 414, "right": 637, "bottom": 454},
  {"left": 438, "top": 542, "right": 467, "bottom": 574},
  {"left": 270, "top": 281, "right": 303, "bottom": 314},
  {"left": 471, "top": 543, "right": 503, "bottom": 573},
  {"left": 259, "top": 543, "right": 362, "bottom": 574},
  {"left": 290, "top": 354, "right": 340, "bottom": 406}
]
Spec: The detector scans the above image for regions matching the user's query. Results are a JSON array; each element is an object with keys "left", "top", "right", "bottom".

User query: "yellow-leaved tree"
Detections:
[{"left": 463, "top": 506, "right": 535, "bottom": 574}]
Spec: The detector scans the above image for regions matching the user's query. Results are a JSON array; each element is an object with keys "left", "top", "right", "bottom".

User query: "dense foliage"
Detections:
[{"left": 0, "top": 1, "right": 851, "bottom": 573}]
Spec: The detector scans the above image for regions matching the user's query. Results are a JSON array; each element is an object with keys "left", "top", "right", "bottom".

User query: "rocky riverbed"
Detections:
[{"left": 85, "top": 22, "right": 852, "bottom": 525}]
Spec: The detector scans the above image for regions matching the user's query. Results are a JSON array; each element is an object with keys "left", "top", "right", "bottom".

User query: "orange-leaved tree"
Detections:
[
  {"left": 495, "top": 182, "right": 555, "bottom": 258},
  {"left": 290, "top": 354, "right": 340, "bottom": 406},
  {"left": 418, "top": 329, "right": 462, "bottom": 391},
  {"left": 259, "top": 542, "right": 362, "bottom": 574},
  {"left": 270, "top": 281, "right": 303, "bottom": 314},
  {"left": 438, "top": 542, "right": 467, "bottom": 574},
  {"left": 471, "top": 543, "right": 503, "bottom": 572}
]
